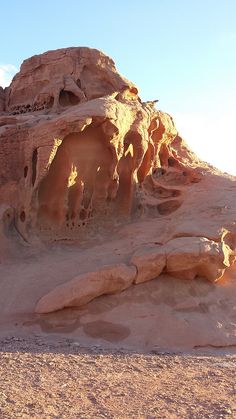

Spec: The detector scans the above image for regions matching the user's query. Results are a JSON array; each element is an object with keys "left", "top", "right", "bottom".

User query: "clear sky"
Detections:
[{"left": 1, "top": 0, "right": 236, "bottom": 174}]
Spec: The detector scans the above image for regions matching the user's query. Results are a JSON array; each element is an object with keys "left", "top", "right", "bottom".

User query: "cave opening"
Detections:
[
  {"left": 59, "top": 90, "right": 80, "bottom": 107},
  {"left": 20, "top": 211, "right": 26, "bottom": 222},
  {"left": 37, "top": 124, "right": 114, "bottom": 228},
  {"left": 32, "top": 149, "right": 38, "bottom": 186},
  {"left": 24, "top": 166, "right": 28, "bottom": 178}
]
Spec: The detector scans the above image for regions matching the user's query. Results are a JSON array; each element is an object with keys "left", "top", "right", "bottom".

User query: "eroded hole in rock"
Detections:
[
  {"left": 144, "top": 178, "right": 182, "bottom": 199},
  {"left": 20, "top": 211, "right": 26, "bottom": 222},
  {"left": 59, "top": 90, "right": 80, "bottom": 107},
  {"left": 24, "top": 166, "right": 28, "bottom": 178},
  {"left": 168, "top": 157, "right": 176, "bottom": 167},
  {"left": 37, "top": 123, "right": 115, "bottom": 228},
  {"left": 129, "top": 86, "right": 138, "bottom": 95},
  {"left": 32, "top": 149, "right": 38, "bottom": 186},
  {"left": 157, "top": 199, "right": 182, "bottom": 215},
  {"left": 155, "top": 187, "right": 181, "bottom": 199},
  {"left": 79, "top": 209, "right": 87, "bottom": 220},
  {"left": 153, "top": 168, "right": 166, "bottom": 177},
  {"left": 36, "top": 116, "right": 187, "bottom": 235}
]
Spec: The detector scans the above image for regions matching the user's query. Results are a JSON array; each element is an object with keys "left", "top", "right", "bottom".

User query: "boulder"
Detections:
[
  {"left": 35, "top": 263, "right": 136, "bottom": 313},
  {"left": 165, "top": 236, "right": 236, "bottom": 282},
  {"left": 131, "top": 245, "right": 166, "bottom": 284}
]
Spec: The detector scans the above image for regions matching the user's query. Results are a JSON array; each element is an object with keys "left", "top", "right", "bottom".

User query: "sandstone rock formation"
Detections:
[
  {"left": 0, "top": 47, "right": 236, "bottom": 335},
  {"left": 36, "top": 264, "right": 137, "bottom": 314},
  {"left": 35, "top": 233, "right": 235, "bottom": 313},
  {"left": 5, "top": 48, "right": 136, "bottom": 114},
  {"left": 0, "top": 87, "right": 5, "bottom": 112}
]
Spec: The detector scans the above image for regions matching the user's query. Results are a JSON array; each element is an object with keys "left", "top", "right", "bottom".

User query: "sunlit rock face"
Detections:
[
  {"left": 0, "top": 47, "right": 236, "bottom": 317},
  {"left": 0, "top": 47, "right": 201, "bottom": 242},
  {"left": 5, "top": 47, "right": 135, "bottom": 113}
]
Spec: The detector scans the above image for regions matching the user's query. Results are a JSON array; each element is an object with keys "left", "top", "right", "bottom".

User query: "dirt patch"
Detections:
[{"left": 0, "top": 337, "right": 235, "bottom": 418}]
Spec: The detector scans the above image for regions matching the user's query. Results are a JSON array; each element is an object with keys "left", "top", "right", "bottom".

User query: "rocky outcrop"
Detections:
[
  {"left": 36, "top": 231, "right": 236, "bottom": 313},
  {"left": 0, "top": 87, "right": 5, "bottom": 112},
  {"left": 35, "top": 264, "right": 136, "bottom": 313},
  {"left": 0, "top": 47, "right": 201, "bottom": 244},
  {"left": 0, "top": 47, "right": 236, "bottom": 317},
  {"left": 5, "top": 47, "right": 136, "bottom": 114}
]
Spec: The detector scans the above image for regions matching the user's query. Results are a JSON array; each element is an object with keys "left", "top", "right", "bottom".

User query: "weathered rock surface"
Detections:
[
  {"left": 0, "top": 47, "right": 236, "bottom": 350},
  {"left": 5, "top": 47, "right": 136, "bottom": 113},
  {"left": 165, "top": 235, "right": 235, "bottom": 281},
  {"left": 0, "top": 47, "right": 201, "bottom": 245},
  {"left": 36, "top": 233, "right": 235, "bottom": 313},
  {"left": 0, "top": 87, "right": 5, "bottom": 112},
  {"left": 35, "top": 264, "right": 136, "bottom": 313},
  {"left": 131, "top": 245, "right": 166, "bottom": 284},
  {"left": 132, "top": 233, "right": 236, "bottom": 284}
]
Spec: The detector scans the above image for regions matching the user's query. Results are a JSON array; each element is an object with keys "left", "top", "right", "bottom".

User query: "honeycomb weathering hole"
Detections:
[
  {"left": 37, "top": 124, "right": 115, "bottom": 228},
  {"left": 20, "top": 211, "right": 26, "bottom": 222},
  {"left": 59, "top": 90, "right": 80, "bottom": 107},
  {"left": 157, "top": 199, "right": 182, "bottom": 215},
  {"left": 35, "top": 115, "right": 193, "bottom": 235},
  {"left": 32, "top": 149, "right": 38, "bottom": 186},
  {"left": 24, "top": 166, "right": 28, "bottom": 178}
]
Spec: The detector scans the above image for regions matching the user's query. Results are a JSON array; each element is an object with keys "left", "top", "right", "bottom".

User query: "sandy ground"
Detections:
[
  {"left": 0, "top": 337, "right": 235, "bottom": 419},
  {"left": 1, "top": 263, "right": 236, "bottom": 419}
]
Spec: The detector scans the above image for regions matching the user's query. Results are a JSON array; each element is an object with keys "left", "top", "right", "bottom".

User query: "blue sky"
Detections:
[{"left": 1, "top": 0, "right": 236, "bottom": 173}]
